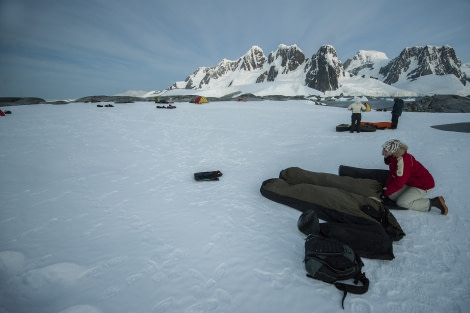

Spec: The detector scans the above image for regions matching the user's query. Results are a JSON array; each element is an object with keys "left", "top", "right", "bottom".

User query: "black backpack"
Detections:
[{"left": 304, "top": 234, "right": 369, "bottom": 309}]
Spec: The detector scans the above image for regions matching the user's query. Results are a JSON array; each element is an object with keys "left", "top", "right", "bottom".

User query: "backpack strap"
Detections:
[{"left": 334, "top": 272, "right": 369, "bottom": 309}]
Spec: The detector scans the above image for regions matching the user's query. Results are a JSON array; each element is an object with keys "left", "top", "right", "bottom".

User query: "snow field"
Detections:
[{"left": 0, "top": 101, "right": 469, "bottom": 313}]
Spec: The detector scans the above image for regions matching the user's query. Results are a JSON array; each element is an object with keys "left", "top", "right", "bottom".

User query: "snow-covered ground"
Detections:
[{"left": 1, "top": 100, "right": 469, "bottom": 313}]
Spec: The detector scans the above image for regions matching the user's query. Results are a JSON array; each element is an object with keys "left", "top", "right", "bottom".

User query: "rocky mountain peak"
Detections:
[
  {"left": 304, "top": 45, "right": 344, "bottom": 92},
  {"left": 239, "top": 46, "right": 266, "bottom": 71},
  {"left": 268, "top": 44, "right": 306, "bottom": 73},
  {"left": 175, "top": 44, "right": 467, "bottom": 95},
  {"left": 344, "top": 50, "right": 389, "bottom": 76},
  {"left": 255, "top": 44, "right": 307, "bottom": 83},
  {"left": 380, "top": 45, "right": 466, "bottom": 85}
]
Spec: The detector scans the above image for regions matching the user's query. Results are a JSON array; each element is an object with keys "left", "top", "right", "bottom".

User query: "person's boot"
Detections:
[{"left": 430, "top": 196, "right": 448, "bottom": 215}]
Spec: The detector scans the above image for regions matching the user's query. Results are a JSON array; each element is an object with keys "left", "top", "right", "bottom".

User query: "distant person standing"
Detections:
[
  {"left": 348, "top": 98, "right": 366, "bottom": 133},
  {"left": 391, "top": 97, "right": 404, "bottom": 129}
]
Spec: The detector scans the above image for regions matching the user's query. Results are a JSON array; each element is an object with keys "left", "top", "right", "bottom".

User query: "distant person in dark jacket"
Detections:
[
  {"left": 381, "top": 139, "right": 448, "bottom": 215},
  {"left": 391, "top": 97, "right": 404, "bottom": 129}
]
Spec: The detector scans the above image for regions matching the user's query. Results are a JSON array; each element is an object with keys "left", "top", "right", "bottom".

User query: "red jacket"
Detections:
[{"left": 384, "top": 152, "right": 435, "bottom": 196}]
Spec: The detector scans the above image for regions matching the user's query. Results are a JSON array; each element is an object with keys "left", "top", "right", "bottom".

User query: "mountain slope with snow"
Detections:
[
  {"left": 153, "top": 44, "right": 469, "bottom": 98},
  {"left": 157, "top": 75, "right": 470, "bottom": 99},
  {"left": 343, "top": 50, "right": 390, "bottom": 78}
]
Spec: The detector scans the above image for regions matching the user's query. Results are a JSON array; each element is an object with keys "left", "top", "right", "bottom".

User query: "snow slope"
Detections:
[
  {"left": 153, "top": 80, "right": 416, "bottom": 99},
  {"left": 1, "top": 100, "right": 469, "bottom": 313},
  {"left": 147, "top": 72, "right": 470, "bottom": 99},
  {"left": 152, "top": 81, "right": 324, "bottom": 98}
]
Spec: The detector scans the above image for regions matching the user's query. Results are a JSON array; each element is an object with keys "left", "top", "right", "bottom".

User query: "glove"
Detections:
[{"left": 384, "top": 156, "right": 391, "bottom": 165}]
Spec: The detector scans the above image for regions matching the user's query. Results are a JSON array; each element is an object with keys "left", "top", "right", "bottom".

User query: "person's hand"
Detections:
[{"left": 384, "top": 156, "right": 391, "bottom": 165}]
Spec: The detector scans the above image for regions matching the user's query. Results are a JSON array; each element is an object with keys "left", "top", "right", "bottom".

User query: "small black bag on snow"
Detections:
[
  {"left": 194, "top": 170, "right": 223, "bottom": 181},
  {"left": 304, "top": 234, "right": 369, "bottom": 309}
]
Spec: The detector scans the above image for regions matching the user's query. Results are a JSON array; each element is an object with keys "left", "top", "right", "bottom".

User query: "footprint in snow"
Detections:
[
  {"left": 126, "top": 273, "right": 144, "bottom": 286},
  {"left": 57, "top": 305, "right": 103, "bottom": 313},
  {"left": 213, "top": 262, "right": 226, "bottom": 280},
  {"left": 100, "top": 285, "right": 121, "bottom": 300},
  {"left": 253, "top": 268, "right": 293, "bottom": 289},
  {"left": 152, "top": 297, "right": 174, "bottom": 313},
  {"left": 349, "top": 298, "right": 372, "bottom": 313},
  {"left": 0, "top": 250, "right": 25, "bottom": 278},
  {"left": 184, "top": 299, "right": 219, "bottom": 313}
]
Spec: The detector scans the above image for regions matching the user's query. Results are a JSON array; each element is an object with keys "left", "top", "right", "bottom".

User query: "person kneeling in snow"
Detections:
[{"left": 381, "top": 139, "right": 448, "bottom": 215}]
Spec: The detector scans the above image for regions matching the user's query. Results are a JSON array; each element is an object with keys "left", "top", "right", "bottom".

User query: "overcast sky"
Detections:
[{"left": 1, "top": 0, "right": 469, "bottom": 100}]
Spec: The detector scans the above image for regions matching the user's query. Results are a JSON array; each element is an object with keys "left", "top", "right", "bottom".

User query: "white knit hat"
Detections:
[{"left": 382, "top": 139, "right": 401, "bottom": 153}]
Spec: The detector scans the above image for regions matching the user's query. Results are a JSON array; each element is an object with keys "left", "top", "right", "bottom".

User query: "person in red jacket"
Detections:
[{"left": 381, "top": 139, "right": 448, "bottom": 215}]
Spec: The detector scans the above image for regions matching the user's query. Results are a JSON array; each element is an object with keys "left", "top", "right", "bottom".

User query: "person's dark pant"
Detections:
[
  {"left": 391, "top": 114, "right": 400, "bottom": 129},
  {"left": 351, "top": 113, "right": 361, "bottom": 132}
]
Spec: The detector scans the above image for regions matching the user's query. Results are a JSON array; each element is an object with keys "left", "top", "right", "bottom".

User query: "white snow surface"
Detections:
[{"left": 1, "top": 100, "right": 470, "bottom": 313}]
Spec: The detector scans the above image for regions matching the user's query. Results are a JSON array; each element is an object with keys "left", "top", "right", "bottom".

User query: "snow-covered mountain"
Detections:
[
  {"left": 343, "top": 50, "right": 390, "bottom": 78},
  {"left": 180, "top": 44, "right": 343, "bottom": 93},
  {"left": 156, "top": 44, "right": 469, "bottom": 98},
  {"left": 378, "top": 46, "right": 466, "bottom": 85},
  {"left": 184, "top": 45, "right": 299, "bottom": 90}
]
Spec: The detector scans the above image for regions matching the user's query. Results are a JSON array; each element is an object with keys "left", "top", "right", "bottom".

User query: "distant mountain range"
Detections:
[{"left": 159, "top": 44, "right": 469, "bottom": 97}]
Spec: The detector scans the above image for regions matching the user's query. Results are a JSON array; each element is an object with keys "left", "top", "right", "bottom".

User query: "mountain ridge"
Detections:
[{"left": 160, "top": 44, "right": 469, "bottom": 97}]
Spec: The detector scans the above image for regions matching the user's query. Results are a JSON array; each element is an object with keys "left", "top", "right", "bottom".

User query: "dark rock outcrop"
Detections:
[
  {"left": 405, "top": 95, "right": 470, "bottom": 113},
  {"left": 74, "top": 96, "right": 150, "bottom": 103},
  {"left": 304, "top": 45, "right": 343, "bottom": 92},
  {"left": 0, "top": 97, "right": 46, "bottom": 107}
]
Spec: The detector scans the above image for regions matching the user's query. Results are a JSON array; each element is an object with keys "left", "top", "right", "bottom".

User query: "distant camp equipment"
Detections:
[
  {"left": 155, "top": 98, "right": 170, "bottom": 104},
  {"left": 360, "top": 121, "right": 393, "bottom": 129},
  {"left": 194, "top": 96, "right": 209, "bottom": 104},
  {"left": 335, "top": 124, "right": 376, "bottom": 132}
]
